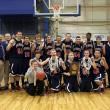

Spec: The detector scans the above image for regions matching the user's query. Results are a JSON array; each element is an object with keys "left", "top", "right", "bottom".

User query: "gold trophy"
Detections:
[{"left": 69, "top": 63, "right": 79, "bottom": 75}]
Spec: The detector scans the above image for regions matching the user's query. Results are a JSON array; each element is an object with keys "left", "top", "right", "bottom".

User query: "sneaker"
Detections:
[
  {"left": 101, "top": 88, "right": 104, "bottom": 92},
  {"left": 11, "top": 85, "right": 16, "bottom": 91},
  {"left": 16, "top": 86, "right": 21, "bottom": 90},
  {"left": 0, "top": 87, "right": 2, "bottom": 91},
  {"left": 2, "top": 86, "right": 8, "bottom": 90}
]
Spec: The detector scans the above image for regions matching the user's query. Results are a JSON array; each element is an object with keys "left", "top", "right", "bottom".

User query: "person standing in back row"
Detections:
[
  {"left": 7, "top": 32, "right": 24, "bottom": 90},
  {"left": 83, "top": 33, "right": 95, "bottom": 57},
  {"left": 62, "top": 33, "right": 73, "bottom": 61}
]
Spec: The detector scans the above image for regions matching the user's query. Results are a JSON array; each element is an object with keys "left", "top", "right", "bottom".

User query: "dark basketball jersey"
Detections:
[
  {"left": 73, "top": 43, "right": 83, "bottom": 62},
  {"left": 62, "top": 39, "right": 73, "bottom": 54},
  {"left": 9, "top": 39, "right": 23, "bottom": 59},
  {"left": 35, "top": 42, "right": 41, "bottom": 52},
  {"left": 84, "top": 41, "right": 94, "bottom": 55},
  {"left": 62, "top": 39, "right": 73, "bottom": 50},
  {"left": 44, "top": 42, "right": 54, "bottom": 56},
  {"left": 23, "top": 43, "right": 31, "bottom": 59},
  {"left": 105, "top": 43, "right": 110, "bottom": 64},
  {"left": 93, "top": 59, "right": 104, "bottom": 75},
  {"left": 94, "top": 43, "right": 103, "bottom": 53},
  {"left": 54, "top": 42, "right": 63, "bottom": 57},
  {"left": 55, "top": 42, "right": 63, "bottom": 52}
]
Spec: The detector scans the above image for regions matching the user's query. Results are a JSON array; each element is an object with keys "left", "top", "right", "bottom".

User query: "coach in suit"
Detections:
[{"left": 0, "top": 35, "right": 5, "bottom": 89}]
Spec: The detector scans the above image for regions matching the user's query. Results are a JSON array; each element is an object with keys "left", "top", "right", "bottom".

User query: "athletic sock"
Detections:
[
  {"left": 16, "top": 81, "right": 19, "bottom": 87},
  {"left": 11, "top": 83, "right": 15, "bottom": 90}
]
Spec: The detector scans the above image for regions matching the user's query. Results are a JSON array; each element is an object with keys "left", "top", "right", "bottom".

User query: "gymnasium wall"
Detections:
[{"left": 58, "top": 0, "right": 110, "bottom": 41}]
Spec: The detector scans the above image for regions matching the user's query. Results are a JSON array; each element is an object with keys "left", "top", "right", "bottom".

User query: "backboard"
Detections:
[{"left": 34, "top": 0, "right": 81, "bottom": 17}]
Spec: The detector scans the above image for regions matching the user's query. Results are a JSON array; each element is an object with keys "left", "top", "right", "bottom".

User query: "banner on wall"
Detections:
[{"left": 93, "top": 34, "right": 107, "bottom": 41}]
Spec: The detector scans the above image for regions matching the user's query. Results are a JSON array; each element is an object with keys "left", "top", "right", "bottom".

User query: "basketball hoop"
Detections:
[{"left": 52, "top": 4, "right": 61, "bottom": 19}]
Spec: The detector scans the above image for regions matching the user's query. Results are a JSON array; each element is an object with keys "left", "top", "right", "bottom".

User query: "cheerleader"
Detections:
[{"left": 80, "top": 50, "right": 93, "bottom": 92}]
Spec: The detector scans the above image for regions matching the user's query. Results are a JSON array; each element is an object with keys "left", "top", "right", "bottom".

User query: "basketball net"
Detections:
[
  {"left": 51, "top": 4, "right": 61, "bottom": 38},
  {"left": 52, "top": 4, "right": 61, "bottom": 19}
]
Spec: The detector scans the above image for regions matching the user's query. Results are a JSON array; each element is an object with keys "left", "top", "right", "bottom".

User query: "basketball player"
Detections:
[
  {"left": 62, "top": 33, "right": 73, "bottom": 61},
  {"left": 94, "top": 36, "right": 103, "bottom": 54},
  {"left": 54, "top": 35, "right": 64, "bottom": 60},
  {"left": 22, "top": 36, "right": 31, "bottom": 88},
  {"left": 49, "top": 49, "right": 66, "bottom": 92},
  {"left": 92, "top": 50, "right": 108, "bottom": 92},
  {"left": 31, "top": 34, "right": 43, "bottom": 58},
  {"left": 2, "top": 33, "right": 11, "bottom": 90},
  {"left": 103, "top": 35, "right": 110, "bottom": 88},
  {"left": 42, "top": 35, "right": 54, "bottom": 60},
  {"left": 72, "top": 36, "right": 83, "bottom": 62},
  {"left": 6, "top": 32, "right": 24, "bottom": 90},
  {"left": 94, "top": 36, "right": 109, "bottom": 87},
  {"left": 83, "top": 33, "right": 95, "bottom": 57},
  {"left": 64, "top": 52, "right": 80, "bottom": 92},
  {"left": 80, "top": 50, "right": 93, "bottom": 92}
]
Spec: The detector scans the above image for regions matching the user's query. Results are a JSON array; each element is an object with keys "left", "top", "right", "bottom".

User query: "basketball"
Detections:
[{"left": 36, "top": 71, "right": 45, "bottom": 80}]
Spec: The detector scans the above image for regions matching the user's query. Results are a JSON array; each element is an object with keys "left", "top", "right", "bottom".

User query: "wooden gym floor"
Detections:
[{"left": 0, "top": 89, "right": 110, "bottom": 110}]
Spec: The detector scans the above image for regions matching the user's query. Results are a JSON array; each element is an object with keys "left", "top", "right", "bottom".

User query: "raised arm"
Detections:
[
  {"left": 101, "top": 57, "right": 109, "bottom": 70},
  {"left": 37, "top": 58, "right": 50, "bottom": 66},
  {"left": 6, "top": 39, "right": 15, "bottom": 51}
]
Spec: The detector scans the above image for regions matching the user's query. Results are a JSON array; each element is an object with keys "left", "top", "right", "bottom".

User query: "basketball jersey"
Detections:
[
  {"left": 9, "top": 39, "right": 23, "bottom": 59},
  {"left": 55, "top": 42, "right": 63, "bottom": 52},
  {"left": 94, "top": 42, "right": 103, "bottom": 53},
  {"left": 35, "top": 42, "right": 41, "bottom": 52},
  {"left": 105, "top": 43, "right": 110, "bottom": 64},
  {"left": 44, "top": 41, "right": 54, "bottom": 56},
  {"left": 54, "top": 42, "right": 63, "bottom": 57},
  {"left": 23, "top": 42, "right": 31, "bottom": 59},
  {"left": 93, "top": 59, "right": 104, "bottom": 75},
  {"left": 73, "top": 43, "right": 83, "bottom": 62},
  {"left": 84, "top": 41, "right": 94, "bottom": 55},
  {"left": 63, "top": 39, "right": 73, "bottom": 50}
]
